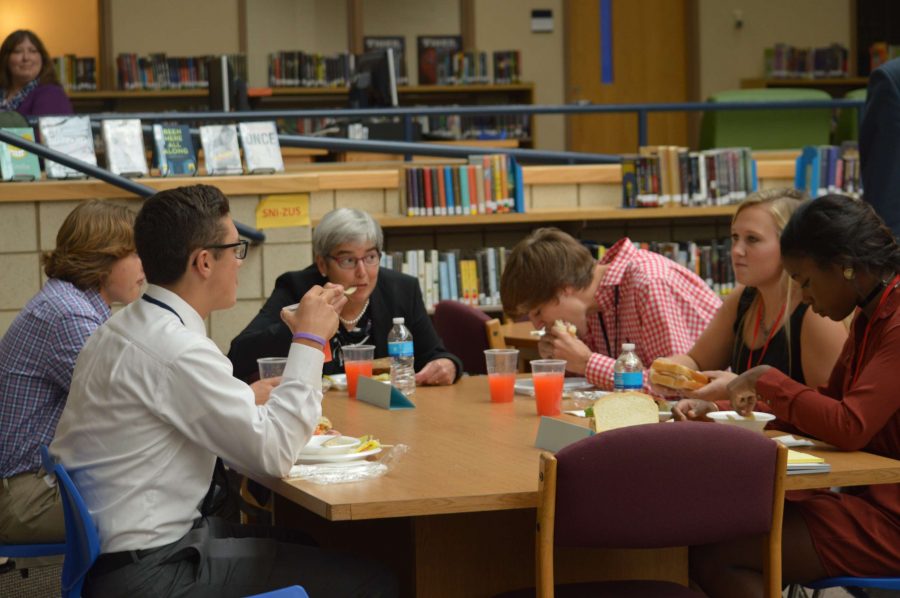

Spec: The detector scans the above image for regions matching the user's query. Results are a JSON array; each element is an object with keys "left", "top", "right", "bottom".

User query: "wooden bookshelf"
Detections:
[
  {"left": 332, "top": 206, "right": 739, "bottom": 229},
  {"left": 740, "top": 77, "right": 868, "bottom": 97}
]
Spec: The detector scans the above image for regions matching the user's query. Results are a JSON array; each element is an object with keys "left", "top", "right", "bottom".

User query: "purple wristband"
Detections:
[{"left": 292, "top": 332, "right": 326, "bottom": 347}]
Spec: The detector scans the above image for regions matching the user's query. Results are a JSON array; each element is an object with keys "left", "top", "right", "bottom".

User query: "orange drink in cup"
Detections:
[
  {"left": 342, "top": 344, "right": 374, "bottom": 398},
  {"left": 530, "top": 359, "right": 566, "bottom": 416},
  {"left": 484, "top": 349, "right": 519, "bottom": 403}
]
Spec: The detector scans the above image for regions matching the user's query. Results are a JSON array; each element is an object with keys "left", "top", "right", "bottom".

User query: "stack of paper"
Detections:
[{"left": 786, "top": 449, "right": 830, "bottom": 475}]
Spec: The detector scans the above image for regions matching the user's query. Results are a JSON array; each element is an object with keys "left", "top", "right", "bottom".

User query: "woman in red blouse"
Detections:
[{"left": 684, "top": 195, "right": 900, "bottom": 596}]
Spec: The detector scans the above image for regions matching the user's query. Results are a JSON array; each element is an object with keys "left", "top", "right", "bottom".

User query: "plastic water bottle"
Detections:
[
  {"left": 388, "top": 317, "right": 416, "bottom": 397},
  {"left": 613, "top": 343, "right": 643, "bottom": 391}
]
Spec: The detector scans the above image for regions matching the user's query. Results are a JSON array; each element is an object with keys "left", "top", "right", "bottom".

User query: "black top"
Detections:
[
  {"left": 861, "top": 57, "right": 900, "bottom": 238},
  {"left": 227, "top": 265, "right": 462, "bottom": 381},
  {"left": 730, "top": 287, "right": 808, "bottom": 383}
]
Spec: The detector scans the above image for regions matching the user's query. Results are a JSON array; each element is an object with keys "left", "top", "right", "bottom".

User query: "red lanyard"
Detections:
[
  {"left": 747, "top": 300, "right": 787, "bottom": 371},
  {"left": 851, "top": 274, "right": 900, "bottom": 386}
]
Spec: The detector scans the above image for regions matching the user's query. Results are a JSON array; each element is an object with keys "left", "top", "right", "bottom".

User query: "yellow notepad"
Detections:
[{"left": 787, "top": 449, "right": 825, "bottom": 464}]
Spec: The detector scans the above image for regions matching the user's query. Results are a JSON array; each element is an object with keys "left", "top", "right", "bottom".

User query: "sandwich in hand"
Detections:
[
  {"left": 649, "top": 358, "right": 709, "bottom": 391},
  {"left": 552, "top": 319, "right": 577, "bottom": 336}
]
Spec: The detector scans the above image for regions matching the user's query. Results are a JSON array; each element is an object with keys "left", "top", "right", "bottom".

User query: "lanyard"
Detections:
[
  {"left": 851, "top": 273, "right": 900, "bottom": 386},
  {"left": 141, "top": 294, "right": 185, "bottom": 326},
  {"left": 746, "top": 300, "right": 787, "bottom": 371},
  {"left": 599, "top": 286, "right": 620, "bottom": 356}
]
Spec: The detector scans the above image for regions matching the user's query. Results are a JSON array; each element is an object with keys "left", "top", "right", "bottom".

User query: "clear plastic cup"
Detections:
[
  {"left": 342, "top": 344, "right": 375, "bottom": 398},
  {"left": 530, "top": 359, "right": 566, "bottom": 416},
  {"left": 257, "top": 357, "right": 287, "bottom": 380},
  {"left": 484, "top": 349, "right": 519, "bottom": 403}
]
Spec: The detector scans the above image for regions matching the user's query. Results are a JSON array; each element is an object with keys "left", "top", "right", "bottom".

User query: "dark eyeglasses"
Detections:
[
  {"left": 206, "top": 240, "right": 249, "bottom": 260},
  {"left": 327, "top": 251, "right": 380, "bottom": 270}
]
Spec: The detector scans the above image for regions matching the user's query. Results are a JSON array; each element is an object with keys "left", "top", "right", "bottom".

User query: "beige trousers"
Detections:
[{"left": 0, "top": 470, "right": 65, "bottom": 567}]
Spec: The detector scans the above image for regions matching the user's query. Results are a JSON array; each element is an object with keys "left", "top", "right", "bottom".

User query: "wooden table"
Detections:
[
  {"left": 244, "top": 377, "right": 900, "bottom": 597},
  {"left": 501, "top": 320, "right": 540, "bottom": 349}
]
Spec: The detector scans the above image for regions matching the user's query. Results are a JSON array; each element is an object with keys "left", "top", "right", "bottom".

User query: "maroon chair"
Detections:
[
  {"left": 502, "top": 422, "right": 788, "bottom": 597},
  {"left": 431, "top": 300, "right": 493, "bottom": 375}
]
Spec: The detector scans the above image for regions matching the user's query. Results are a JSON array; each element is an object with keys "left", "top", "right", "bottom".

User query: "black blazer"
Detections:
[
  {"left": 228, "top": 265, "right": 462, "bottom": 382},
  {"left": 861, "top": 57, "right": 900, "bottom": 238}
]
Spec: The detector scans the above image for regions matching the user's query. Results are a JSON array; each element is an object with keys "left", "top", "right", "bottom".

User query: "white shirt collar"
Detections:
[{"left": 143, "top": 284, "right": 207, "bottom": 335}]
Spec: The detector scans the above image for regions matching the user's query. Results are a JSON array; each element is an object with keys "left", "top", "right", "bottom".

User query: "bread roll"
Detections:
[
  {"left": 591, "top": 391, "right": 659, "bottom": 433},
  {"left": 649, "top": 358, "right": 709, "bottom": 391},
  {"left": 552, "top": 319, "right": 577, "bottom": 336}
]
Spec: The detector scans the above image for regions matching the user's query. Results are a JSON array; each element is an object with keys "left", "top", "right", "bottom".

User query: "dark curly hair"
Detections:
[{"left": 780, "top": 194, "right": 900, "bottom": 275}]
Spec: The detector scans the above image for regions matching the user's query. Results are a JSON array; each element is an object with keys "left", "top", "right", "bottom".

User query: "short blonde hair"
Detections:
[
  {"left": 500, "top": 227, "right": 596, "bottom": 318},
  {"left": 43, "top": 201, "right": 136, "bottom": 291}
]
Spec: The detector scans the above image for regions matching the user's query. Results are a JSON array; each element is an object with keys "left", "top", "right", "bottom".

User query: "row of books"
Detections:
[
  {"left": 763, "top": 43, "right": 849, "bottom": 79},
  {"left": 794, "top": 144, "right": 862, "bottom": 199},
  {"left": 417, "top": 37, "right": 520, "bottom": 86},
  {"left": 267, "top": 52, "right": 354, "bottom": 88},
  {"left": 0, "top": 118, "right": 285, "bottom": 181},
  {"left": 52, "top": 55, "right": 97, "bottom": 91},
  {"left": 380, "top": 247, "right": 509, "bottom": 308},
  {"left": 417, "top": 112, "right": 530, "bottom": 142},
  {"left": 869, "top": 42, "right": 900, "bottom": 73},
  {"left": 384, "top": 238, "right": 737, "bottom": 312},
  {"left": 622, "top": 147, "right": 757, "bottom": 208},
  {"left": 115, "top": 53, "right": 248, "bottom": 90},
  {"left": 399, "top": 156, "right": 524, "bottom": 217}
]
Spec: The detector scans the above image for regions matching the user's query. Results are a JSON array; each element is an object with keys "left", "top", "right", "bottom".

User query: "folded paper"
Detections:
[{"left": 356, "top": 376, "right": 415, "bottom": 410}]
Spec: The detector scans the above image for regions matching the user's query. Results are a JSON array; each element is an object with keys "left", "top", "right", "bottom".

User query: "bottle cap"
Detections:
[
  {"left": 622, "top": 343, "right": 635, "bottom": 351},
  {"left": 393, "top": 317, "right": 405, "bottom": 324}
]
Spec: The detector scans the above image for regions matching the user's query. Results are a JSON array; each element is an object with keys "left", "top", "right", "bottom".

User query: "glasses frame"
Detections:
[
  {"left": 326, "top": 250, "right": 381, "bottom": 270},
  {"left": 206, "top": 239, "right": 249, "bottom": 260}
]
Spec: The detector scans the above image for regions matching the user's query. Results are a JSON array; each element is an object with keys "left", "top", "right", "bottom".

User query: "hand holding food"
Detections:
[
  {"left": 672, "top": 398, "right": 718, "bottom": 421},
  {"left": 649, "top": 358, "right": 710, "bottom": 391},
  {"left": 726, "top": 365, "right": 772, "bottom": 416},
  {"left": 537, "top": 321, "right": 591, "bottom": 374}
]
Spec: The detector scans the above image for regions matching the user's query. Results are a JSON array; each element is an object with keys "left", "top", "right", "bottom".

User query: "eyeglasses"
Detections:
[
  {"left": 327, "top": 251, "right": 381, "bottom": 270},
  {"left": 206, "top": 240, "right": 249, "bottom": 260}
]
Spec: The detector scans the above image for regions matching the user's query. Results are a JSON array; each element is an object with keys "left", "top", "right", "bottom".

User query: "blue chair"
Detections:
[
  {"left": 805, "top": 576, "right": 900, "bottom": 597},
  {"left": 245, "top": 585, "right": 310, "bottom": 597},
  {"left": 39, "top": 445, "right": 101, "bottom": 598}
]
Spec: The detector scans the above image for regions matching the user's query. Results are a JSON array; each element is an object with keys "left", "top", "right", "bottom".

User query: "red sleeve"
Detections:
[{"left": 757, "top": 321, "right": 900, "bottom": 451}]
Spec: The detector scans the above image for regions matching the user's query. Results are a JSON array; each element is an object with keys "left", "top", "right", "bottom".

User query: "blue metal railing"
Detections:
[{"left": 56, "top": 97, "right": 866, "bottom": 148}]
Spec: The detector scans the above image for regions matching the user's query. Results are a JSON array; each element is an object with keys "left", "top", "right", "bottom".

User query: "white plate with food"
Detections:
[
  {"left": 514, "top": 377, "right": 594, "bottom": 396},
  {"left": 301, "top": 434, "right": 362, "bottom": 455},
  {"left": 295, "top": 446, "right": 382, "bottom": 464}
]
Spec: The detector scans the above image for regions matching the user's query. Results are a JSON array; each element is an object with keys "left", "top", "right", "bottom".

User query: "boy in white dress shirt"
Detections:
[{"left": 51, "top": 185, "right": 397, "bottom": 597}]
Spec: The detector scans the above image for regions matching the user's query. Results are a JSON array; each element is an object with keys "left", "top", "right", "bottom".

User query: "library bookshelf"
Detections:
[{"left": 0, "top": 157, "right": 794, "bottom": 351}]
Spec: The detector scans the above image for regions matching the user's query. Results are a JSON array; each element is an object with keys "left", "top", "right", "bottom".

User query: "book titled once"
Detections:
[{"left": 238, "top": 121, "right": 284, "bottom": 174}]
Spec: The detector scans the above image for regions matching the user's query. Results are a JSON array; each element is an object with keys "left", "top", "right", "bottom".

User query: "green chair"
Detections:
[
  {"left": 699, "top": 88, "right": 832, "bottom": 150},
  {"left": 833, "top": 87, "right": 866, "bottom": 144}
]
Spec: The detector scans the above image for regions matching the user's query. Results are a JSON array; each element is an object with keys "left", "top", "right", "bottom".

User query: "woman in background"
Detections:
[
  {"left": 0, "top": 29, "right": 73, "bottom": 117},
  {"left": 687, "top": 195, "right": 900, "bottom": 596},
  {"left": 0, "top": 201, "right": 143, "bottom": 548},
  {"left": 663, "top": 189, "right": 847, "bottom": 409}
]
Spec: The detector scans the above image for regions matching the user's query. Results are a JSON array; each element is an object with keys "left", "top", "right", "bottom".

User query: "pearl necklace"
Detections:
[{"left": 339, "top": 298, "right": 369, "bottom": 328}]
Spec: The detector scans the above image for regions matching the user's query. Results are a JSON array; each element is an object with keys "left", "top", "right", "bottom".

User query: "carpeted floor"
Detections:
[{"left": 0, "top": 562, "right": 61, "bottom": 598}]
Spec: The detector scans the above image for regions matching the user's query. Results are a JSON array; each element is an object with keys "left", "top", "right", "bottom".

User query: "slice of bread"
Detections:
[
  {"left": 592, "top": 391, "right": 659, "bottom": 433},
  {"left": 649, "top": 358, "right": 709, "bottom": 391}
]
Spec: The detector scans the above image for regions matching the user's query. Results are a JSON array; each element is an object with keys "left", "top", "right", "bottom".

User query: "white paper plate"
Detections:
[
  {"left": 514, "top": 377, "right": 594, "bottom": 396},
  {"left": 295, "top": 446, "right": 382, "bottom": 464},
  {"left": 301, "top": 434, "right": 362, "bottom": 454}
]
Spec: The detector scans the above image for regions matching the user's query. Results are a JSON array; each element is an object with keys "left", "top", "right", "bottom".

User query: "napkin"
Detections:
[{"left": 772, "top": 434, "right": 815, "bottom": 448}]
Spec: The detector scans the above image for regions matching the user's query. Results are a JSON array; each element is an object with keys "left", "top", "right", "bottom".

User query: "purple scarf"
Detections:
[{"left": 0, "top": 78, "right": 39, "bottom": 111}]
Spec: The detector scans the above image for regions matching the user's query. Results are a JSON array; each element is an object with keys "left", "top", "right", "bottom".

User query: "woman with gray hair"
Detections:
[{"left": 228, "top": 208, "right": 461, "bottom": 384}]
